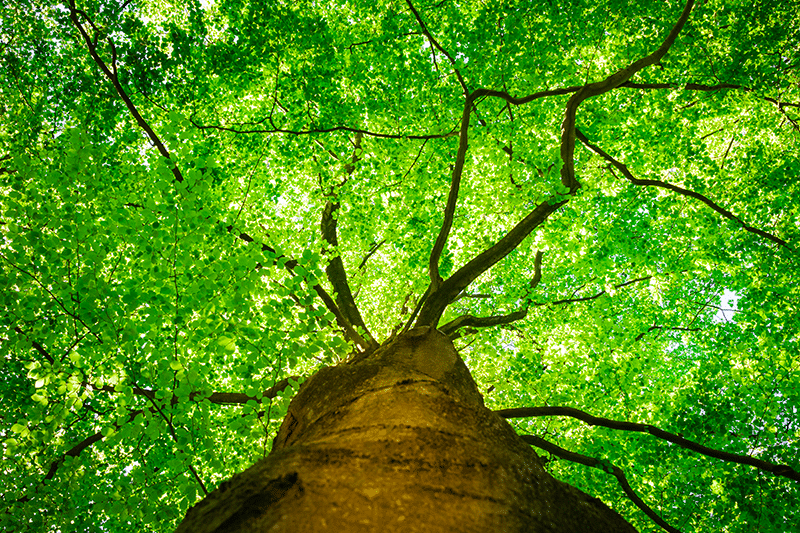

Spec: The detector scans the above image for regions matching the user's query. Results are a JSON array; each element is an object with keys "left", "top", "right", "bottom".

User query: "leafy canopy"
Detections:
[{"left": 1, "top": 0, "right": 798, "bottom": 531}]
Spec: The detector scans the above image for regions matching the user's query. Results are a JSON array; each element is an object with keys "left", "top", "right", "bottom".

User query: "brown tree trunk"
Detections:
[{"left": 176, "top": 328, "right": 637, "bottom": 532}]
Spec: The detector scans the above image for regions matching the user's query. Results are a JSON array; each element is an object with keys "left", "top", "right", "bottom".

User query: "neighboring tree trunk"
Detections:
[{"left": 176, "top": 328, "right": 637, "bottom": 532}]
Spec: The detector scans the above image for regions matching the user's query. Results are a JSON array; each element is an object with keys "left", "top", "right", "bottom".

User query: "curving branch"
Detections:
[
  {"left": 428, "top": 94, "right": 478, "bottom": 289},
  {"left": 426, "top": 84, "right": 593, "bottom": 293},
  {"left": 499, "top": 406, "right": 800, "bottom": 482},
  {"left": 634, "top": 325, "right": 700, "bottom": 342},
  {"left": 559, "top": 0, "right": 695, "bottom": 193},
  {"left": 188, "top": 118, "right": 459, "bottom": 140},
  {"left": 318, "top": 133, "right": 379, "bottom": 350},
  {"left": 90, "top": 376, "right": 301, "bottom": 406},
  {"left": 620, "top": 81, "right": 800, "bottom": 127},
  {"left": 441, "top": 309, "right": 527, "bottom": 339},
  {"left": 1, "top": 254, "right": 104, "bottom": 345},
  {"left": 70, "top": 0, "right": 376, "bottom": 351},
  {"left": 440, "top": 251, "right": 544, "bottom": 338},
  {"left": 575, "top": 129, "right": 790, "bottom": 249},
  {"left": 534, "top": 274, "right": 654, "bottom": 307},
  {"left": 404, "top": 0, "right": 468, "bottom": 96},
  {"left": 520, "top": 434, "right": 681, "bottom": 533},
  {"left": 417, "top": 0, "right": 696, "bottom": 327}
]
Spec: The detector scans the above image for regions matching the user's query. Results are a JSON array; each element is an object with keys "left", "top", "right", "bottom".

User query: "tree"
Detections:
[{"left": 1, "top": 0, "right": 798, "bottom": 530}]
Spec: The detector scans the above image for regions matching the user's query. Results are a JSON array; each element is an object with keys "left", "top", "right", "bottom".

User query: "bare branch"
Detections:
[
  {"left": 41, "top": 409, "right": 143, "bottom": 484},
  {"left": 321, "top": 201, "right": 379, "bottom": 350},
  {"left": 67, "top": 1, "right": 184, "bottom": 183},
  {"left": 620, "top": 81, "right": 800, "bottom": 120},
  {"left": 418, "top": 0, "right": 697, "bottom": 327},
  {"left": 560, "top": 0, "right": 695, "bottom": 192},
  {"left": 138, "top": 385, "right": 208, "bottom": 495},
  {"left": 428, "top": 95, "right": 477, "bottom": 289},
  {"left": 499, "top": 406, "right": 800, "bottom": 482},
  {"left": 441, "top": 251, "right": 544, "bottom": 337},
  {"left": 441, "top": 309, "right": 528, "bottom": 338},
  {"left": 188, "top": 119, "right": 459, "bottom": 140},
  {"left": 634, "top": 325, "right": 701, "bottom": 342},
  {"left": 70, "top": 2, "right": 373, "bottom": 351},
  {"left": 520, "top": 434, "right": 681, "bottom": 533},
  {"left": 534, "top": 274, "right": 654, "bottom": 307},
  {"left": 418, "top": 199, "right": 564, "bottom": 328},
  {"left": 575, "top": 129, "right": 790, "bottom": 249},
  {"left": 425, "top": 82, "right": 563, "bottom": 293},
  {"left": 404, "top": 0, "right": 468, "bottom": 96}
]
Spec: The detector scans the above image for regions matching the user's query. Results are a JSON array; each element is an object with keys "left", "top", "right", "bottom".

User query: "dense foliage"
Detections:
[{"left": 1, "top": 0, "right": 798, "bottom": 531}]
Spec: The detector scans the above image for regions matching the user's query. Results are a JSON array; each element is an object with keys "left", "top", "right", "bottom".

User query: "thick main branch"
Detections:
[
  {"left": 428, "top": 96, "right": 477, "bottom": 289},
  {"left": 440, "top": 251, "right": 544, "bottom": 337},
  {"left": 418, "top": 199, "right": 564, "bottom": 328}
]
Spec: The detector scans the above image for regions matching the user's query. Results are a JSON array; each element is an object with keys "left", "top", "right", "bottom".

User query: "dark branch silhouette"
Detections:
[
  {"left": 404, "top": 0, "right": 468, "bottom": 97},
  {"left": 575, "top": 129, "right": 790, "bottom": 248},
  {"left": 70, "top": 0, "right": 373, "bottom": 352},
  {"left": 68, "top": 1, "right": 184, "bottom": 183},
  {"left": 427, "top": 93, "right": 480, "bottom": 290},
  {"left": 499, "top": 406, "right": 800, "bottom": 482},
  {"left": 417, "top": 0, "right": 696, "bottom": 330},
  {"left": 520, "top": 434, "right": 681, "bottom": 533},
  {"left": 559, "top": 0, "right": 695, "bottom": 193},
  {"left": 440, "top": 251, "right": 543, "bottom": 337},
  {"left": 417, "top": 198, "right": 564, "bottom": 328},
  {"left": 321, "top": 202, "right": 378, "bottom": 349}
]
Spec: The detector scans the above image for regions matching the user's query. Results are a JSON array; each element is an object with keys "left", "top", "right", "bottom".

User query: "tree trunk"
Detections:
[{"left": 175, "top": 328, "right": 637, "bottom": 532}]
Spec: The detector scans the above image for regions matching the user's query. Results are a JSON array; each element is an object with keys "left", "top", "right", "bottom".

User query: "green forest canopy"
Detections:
[{"left": 1, "top": 0, "right": 799, "bottom": 531}]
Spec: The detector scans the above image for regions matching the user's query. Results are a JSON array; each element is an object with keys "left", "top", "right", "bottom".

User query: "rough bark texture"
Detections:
[{"left": 176, "top": 328, "right": 638, "bottom": 532}]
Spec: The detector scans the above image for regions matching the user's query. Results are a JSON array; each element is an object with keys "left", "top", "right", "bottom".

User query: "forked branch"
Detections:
[
  {"left": 418, "top": 199, "right": 565, "bottom": 328},
  {"left": 421, "top": 0, "right": 694, "bottom": 328},
  {"left": 440, "top": 251, "right": 544, "bottom": 337},
  {"left": 428, "top": 95, "right": 478, "bottom": 289},
  {"left": 559, "top": 0, "right": 695, "bottom": 193},
  {"left": 321, "top": 201, "right": 379, "bottom": 350},
  {"left": 404, "top": 0, "right": 468, "bottom": 96}
]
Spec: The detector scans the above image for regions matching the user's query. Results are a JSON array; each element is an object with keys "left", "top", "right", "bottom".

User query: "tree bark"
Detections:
[{"left": 175, "top": 328, "right": 637, "bottom": 532}]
